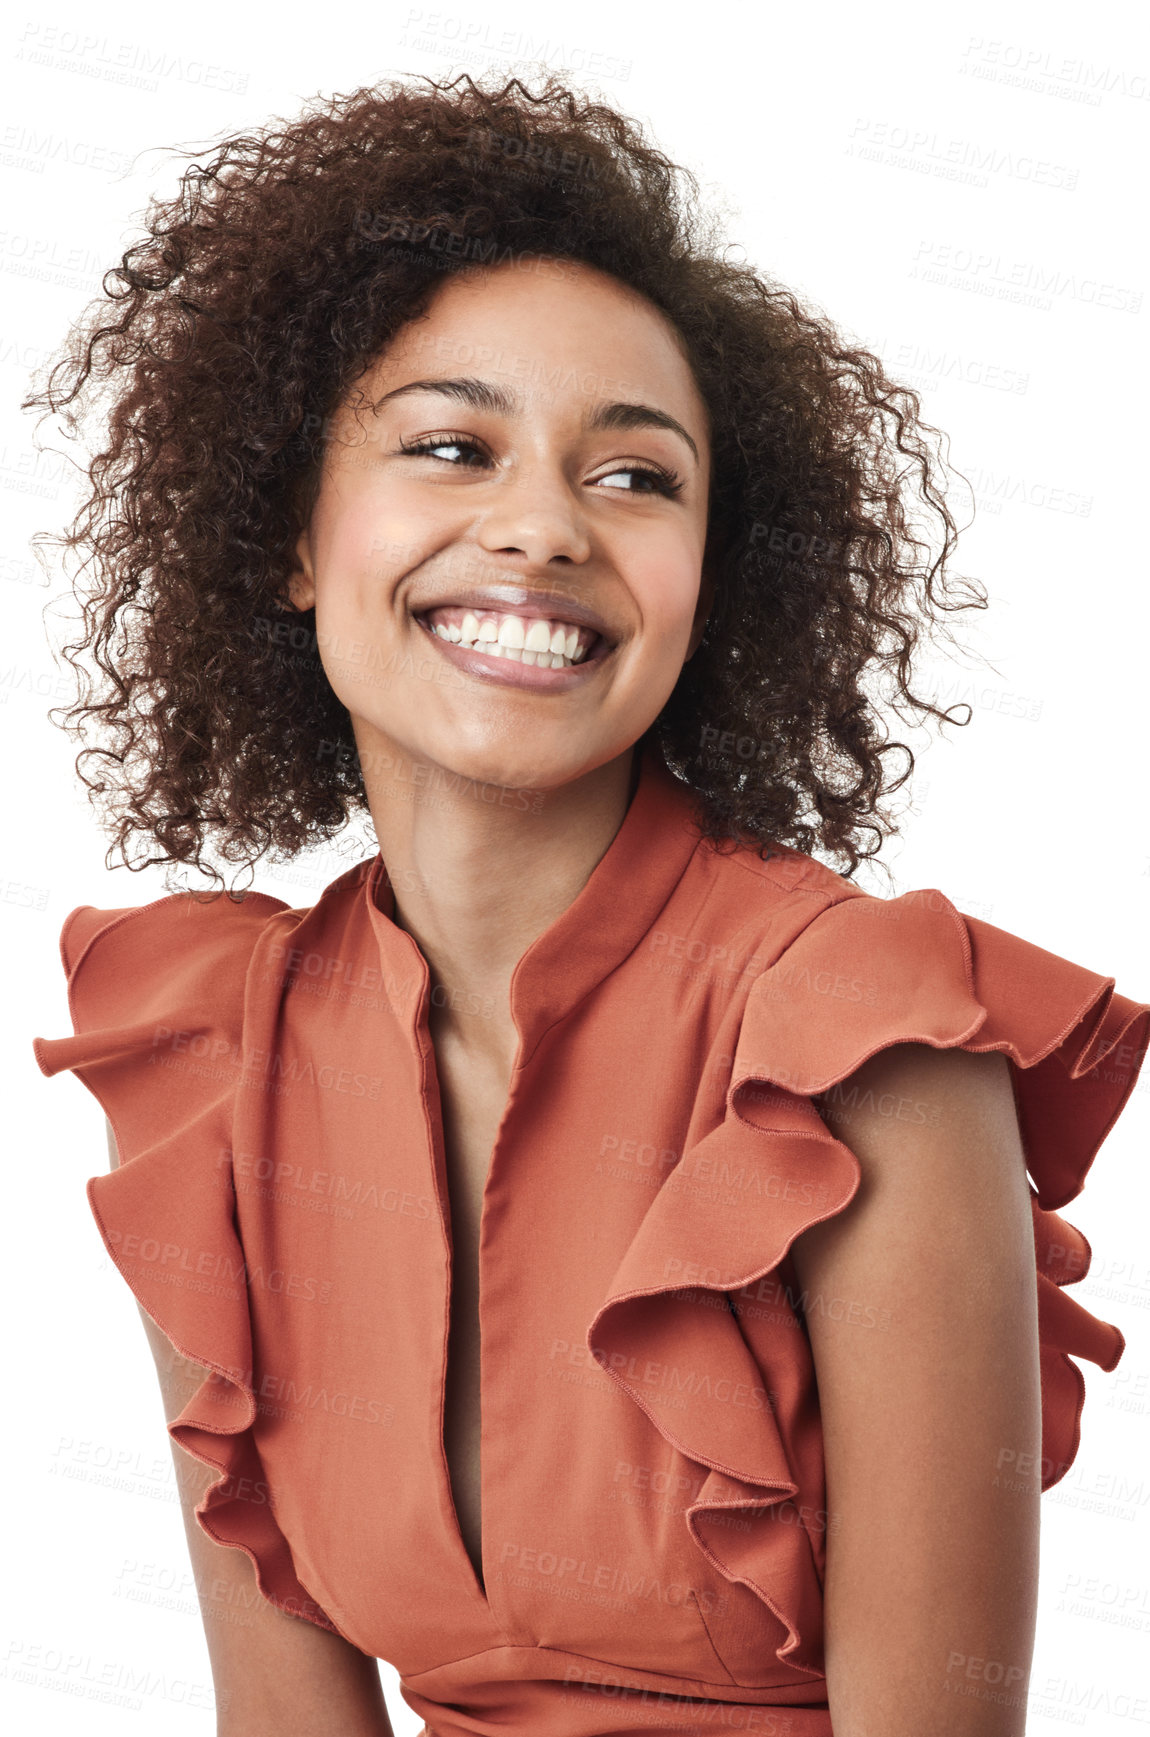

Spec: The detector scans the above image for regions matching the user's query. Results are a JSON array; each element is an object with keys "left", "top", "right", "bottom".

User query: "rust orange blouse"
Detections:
[{"left": 33, "top": 742, "right": 1150, "bottom": 1736}]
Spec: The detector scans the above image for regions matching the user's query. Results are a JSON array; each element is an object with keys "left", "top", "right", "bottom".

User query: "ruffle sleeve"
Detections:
[
  {"left": 586, "top": 886, "right": 1149, "bottom": 1685},
  {"left": 32, "top": 894, "right": 341, "bottom": 1635},
  {"left": 740, "top": 887, "right": 1150, "bottom": 1456}
]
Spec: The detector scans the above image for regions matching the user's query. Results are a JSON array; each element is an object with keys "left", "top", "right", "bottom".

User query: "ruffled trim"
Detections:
[
  {"left": 34, "top": 894, "right": 340, "bottom": 1634},
  {"left": 586, "top": 887, "right": 1149, "bottom": 1682}
]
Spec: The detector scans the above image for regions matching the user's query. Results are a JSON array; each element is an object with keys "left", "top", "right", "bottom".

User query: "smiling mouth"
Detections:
[{"left": 413, "top": 604, "right": 607, "bottom": 669}]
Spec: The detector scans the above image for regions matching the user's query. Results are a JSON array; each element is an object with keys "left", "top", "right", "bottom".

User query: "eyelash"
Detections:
[{"left": 397, "top": 433, "right": 684, "bottom": 498}]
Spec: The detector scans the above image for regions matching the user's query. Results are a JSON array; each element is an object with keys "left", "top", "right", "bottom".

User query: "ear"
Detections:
[
  {"left": 286, "top": 525, "right": 317, "bottom": 612},
  {"left": 685, "top": 563, "right": 715, "bottom": 662}
]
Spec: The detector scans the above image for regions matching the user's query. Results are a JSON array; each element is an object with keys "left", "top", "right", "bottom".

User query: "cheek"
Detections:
[
  {"left": 312, "top": 475, "right": 457, "bottom": 608},
  {"left": 308, "top": 509, "right": 397, "bottom": 631},
  {"left": 626, "top": 542, "right": 705, "bottom": 645}
]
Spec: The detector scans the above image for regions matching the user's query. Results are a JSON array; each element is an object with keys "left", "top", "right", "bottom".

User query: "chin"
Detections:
[{"left": 416, "top": 736, "right": 630, "bottom": 803}]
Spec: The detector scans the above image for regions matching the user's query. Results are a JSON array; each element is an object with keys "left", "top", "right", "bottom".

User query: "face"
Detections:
[{"left": 287, "top": 257, "right": 713, "bottom": 796}]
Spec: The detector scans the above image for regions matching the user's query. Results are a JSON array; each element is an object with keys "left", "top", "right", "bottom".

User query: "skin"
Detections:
[
  {"left": 285, "top": 256, "right": 715, "bottom": 1060},
  {"left": 112, "top": 257, "right": 1041, "bottom": 1733},
  {"left": 799, "top": 1046, "right": 1041, "bottom": 1735},
  {"left": 286, "top": 259, "right": 715, "bottom": 1609}
]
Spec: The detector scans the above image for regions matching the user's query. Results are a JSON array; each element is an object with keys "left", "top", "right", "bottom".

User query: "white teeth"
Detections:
[
  {"left": 425, "top": 607, "right": 598, "bottom": 670},
  {"left": 475, "top": 641, "right": 565, "bottom": 667}
]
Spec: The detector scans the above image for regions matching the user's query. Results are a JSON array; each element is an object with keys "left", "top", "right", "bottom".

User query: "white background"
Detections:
[{"left": 4, "top": 0, "right": 1148, "bottom": 1730}]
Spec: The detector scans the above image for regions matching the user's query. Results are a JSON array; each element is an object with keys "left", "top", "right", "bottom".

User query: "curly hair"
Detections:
[{"left": 26, "top": 69, "right": 985, "bottom": 890}]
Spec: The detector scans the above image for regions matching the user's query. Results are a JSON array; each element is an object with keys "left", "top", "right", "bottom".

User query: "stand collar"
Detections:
[{"left": 362, "top": 742, "right": 707, "bottom": 1062}]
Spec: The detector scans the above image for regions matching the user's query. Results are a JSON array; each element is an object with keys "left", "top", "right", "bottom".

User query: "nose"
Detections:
[{"left": 473, "top": 458, "right": 592, "bottom": 567}]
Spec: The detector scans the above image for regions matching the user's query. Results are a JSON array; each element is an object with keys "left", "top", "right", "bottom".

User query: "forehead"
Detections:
[{"left": 365, "top": 259, "right": 707, "bottom": 428}]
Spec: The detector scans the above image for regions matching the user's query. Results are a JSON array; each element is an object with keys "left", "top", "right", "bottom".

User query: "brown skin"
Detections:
[
  {"left": 798, "top": 1043, "right": 1041, "bottom": 1735},
  {"left": 286, "top": 257, "right": 714, "bottom": 1047},
  {"left": 111, "top": 261, "right": 1039, "bottom": 1733},
  {"left": 286, "top": 261, "right": 715, "bottom": 1594}
]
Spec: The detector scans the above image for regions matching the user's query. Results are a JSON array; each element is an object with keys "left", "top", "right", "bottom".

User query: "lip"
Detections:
[
  {"left": 410, "top": 584, "right": 616, "bottom": 645},
  {"left": 412, "top": 610, "right": 616, "bottom": 692}
]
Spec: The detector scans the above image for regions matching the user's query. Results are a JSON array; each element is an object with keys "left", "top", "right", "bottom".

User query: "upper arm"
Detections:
[
  {"left": 102, "top": 1117, "right": 393, "bottom": 1736},
  {"left": 788, "top": 1047, "right": 1041, "bottom": 1737}
]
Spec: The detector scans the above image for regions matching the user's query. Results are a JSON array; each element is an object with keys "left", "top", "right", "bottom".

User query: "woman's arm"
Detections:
[
  {"left": 789, "top": 1045, "right": 1041, "bottom": 1737},
  {"left": 104, "top": 1118, "right": 394, "bottom": 1737}
]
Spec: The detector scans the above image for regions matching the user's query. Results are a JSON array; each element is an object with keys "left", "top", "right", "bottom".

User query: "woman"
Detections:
[{"left": 30, "top": 72, "right": 1149, "bottom": 1737}]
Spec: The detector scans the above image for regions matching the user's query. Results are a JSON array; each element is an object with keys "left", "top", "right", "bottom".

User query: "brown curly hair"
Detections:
[{"left": 26, "top": 69, "right": 984, "bottom": 889}]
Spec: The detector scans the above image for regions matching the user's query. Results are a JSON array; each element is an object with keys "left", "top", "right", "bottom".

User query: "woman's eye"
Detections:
[
  {"left": 595, "top": 465, "right": 682, "bottom": 497},
  {"left": 400, "top": 436, "right": 488, "bottom": 466},
  {"left": 399, "top": 440, "right": 680, "bottom": 497}
]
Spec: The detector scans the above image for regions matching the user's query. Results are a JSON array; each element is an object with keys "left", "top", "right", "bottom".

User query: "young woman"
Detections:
[{"left": 30, "top": 73, "right": 1149, "bottom": 1737}]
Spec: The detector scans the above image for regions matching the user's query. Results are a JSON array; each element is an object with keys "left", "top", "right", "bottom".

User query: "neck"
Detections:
[{"left": 362, "top": 738, "right": 643, "bottom": 1062}]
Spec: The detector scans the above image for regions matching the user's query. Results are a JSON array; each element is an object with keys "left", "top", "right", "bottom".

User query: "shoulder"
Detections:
[
  {"left": 685, "top": 835, "right": 864, "bottom": 982},
  {"left": 718, "top": 868, "right": 1150, "bottom": 1216},
  {"left": 694, "top": 842, "right": 1150, "bottom": 1141},
  {"left": 719, "top": 875, "right": 1150, "bottom": 1502},
  {"left": 696, "top": 833, "right": 855, "bottom": 924},
  {"left": 33, "top": 858, "right": 383, "bottom": 1093},
  {"left": 36, "top": 889, "right": 293, "bottom": 1077},
  {"left": 57, "top": 887, "right": 292, "bottom": 983},
  {"left": 34, "top": 881, "right": 346, "bottom": 1635}
]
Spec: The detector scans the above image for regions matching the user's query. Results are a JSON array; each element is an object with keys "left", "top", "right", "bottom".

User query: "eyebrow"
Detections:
[{"left": 374, "top": 376, "right": 700, "bottom": 464}]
